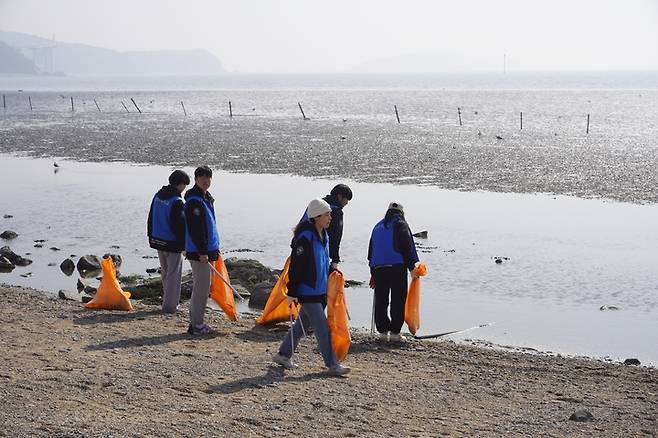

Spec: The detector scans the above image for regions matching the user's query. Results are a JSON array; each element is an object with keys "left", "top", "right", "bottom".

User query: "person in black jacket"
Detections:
[
  {"left": 367, "top": 202, "right": 420, "bottom": 342},
  {"left": 322, "top": 184, "right": 353, "bottom": 272},
  {"left": 147, "top": 170, "right": 190, "bottom": 313},
  {"left": 184, "top": 166, "right": 221, "bottom": 335}
]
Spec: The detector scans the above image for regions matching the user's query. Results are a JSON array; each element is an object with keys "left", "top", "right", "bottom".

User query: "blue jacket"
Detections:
[
  {"left": 147, "top": 185, "right": 185, "bottom": 253},
  {"left": 287, "top": 220, "right": 330, "bottom": 302},
  {"left": 368, "top": 213, "right": 419, "bottom": 271},
  {"left": 184, "top": 185, "right": 220, "bottom": 261}
]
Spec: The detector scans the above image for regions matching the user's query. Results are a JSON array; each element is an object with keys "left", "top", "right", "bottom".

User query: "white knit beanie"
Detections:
[{"left": 307, "top": 198, "right": 332, "bottom": 218}]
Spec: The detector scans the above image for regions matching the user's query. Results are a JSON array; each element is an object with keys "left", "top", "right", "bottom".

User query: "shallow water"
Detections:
[{"left": 1, "top": 155, "right": 656, "bottom": 365}]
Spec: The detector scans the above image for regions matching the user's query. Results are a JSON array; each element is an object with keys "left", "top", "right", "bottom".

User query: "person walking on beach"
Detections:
[
  {"left": 368, "top": 202, "right": 420, "bottom": 342},
  {"left": 147, "top": 170, "right": 190, "bottom": 313},
  {"left": 272, "top": 198, "right": 351, "bottom": 376},
  {"left": 184, "top": 166, "right": 220, "bottom": 335},
  {"left": 302, "top": 184, "right": 353, "bottom": 272}
]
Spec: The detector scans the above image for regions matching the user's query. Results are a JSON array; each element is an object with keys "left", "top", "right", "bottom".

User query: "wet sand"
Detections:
[{"left": 1, "top": 285, "right": 656, "bottom": 437}]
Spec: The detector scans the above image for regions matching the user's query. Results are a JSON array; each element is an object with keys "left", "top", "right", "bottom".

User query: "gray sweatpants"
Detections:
[
  {"left": 158, "top": 250, "right": 183, "bottom": 313},
  {"left": 278, "top": 301, "right": 338, "bottom": 368},
  {"left": 189, "top": 260, "right": 211, "bottom": 327}
]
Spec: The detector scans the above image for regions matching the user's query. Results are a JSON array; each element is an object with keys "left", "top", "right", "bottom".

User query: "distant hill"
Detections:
[
  {"left": 0, "top": 31, "right": 225, "bottom": 75},
  {"left": 0, "top": 40, "right": 37, "bottom": 74}
]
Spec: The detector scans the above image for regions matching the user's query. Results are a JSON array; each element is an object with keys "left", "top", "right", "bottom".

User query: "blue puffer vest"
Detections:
[
  {"left": 295, "top": 229, "right": 330, "bottom": 297},
  {"left": 151, "top": 194, "right": 183, "bottom": 242},
  {"left": 369, "top": 217, "right": 405, "bottom": 267}
]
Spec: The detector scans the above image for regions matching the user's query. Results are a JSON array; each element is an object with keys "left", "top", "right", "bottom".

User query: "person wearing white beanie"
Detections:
[{"left": 272, "top": 198, "right": 351, "bottom": 376}]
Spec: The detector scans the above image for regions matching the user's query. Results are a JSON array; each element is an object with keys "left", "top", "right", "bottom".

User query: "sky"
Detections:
[{"left": 1, "top": 0, "right": 657, "bottom": 73}]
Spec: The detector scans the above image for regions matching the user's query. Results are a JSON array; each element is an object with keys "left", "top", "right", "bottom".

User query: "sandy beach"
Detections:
[{"left": 1, "top": 284, "right": 656, "bottom": 437}]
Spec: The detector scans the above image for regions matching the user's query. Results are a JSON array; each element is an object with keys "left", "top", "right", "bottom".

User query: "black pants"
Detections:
[{"left": 373, "top": 264, "right": 408, "bottom": 335}]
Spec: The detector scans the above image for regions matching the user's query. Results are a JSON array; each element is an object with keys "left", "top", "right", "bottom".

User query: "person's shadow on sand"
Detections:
[
  {"left": 85, "top": 331, "right": 223, "bottom": 351},
  {"left": 72, "top": 309, "right": 164, "bottom": 325},
  {"left": 205, "top": 367, "right": 331, "bottom": 394}
]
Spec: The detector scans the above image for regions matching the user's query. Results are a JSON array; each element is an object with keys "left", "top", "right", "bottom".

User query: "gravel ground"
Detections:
[{"left": 0, "top": 285, "right": 656, "bottom": 437}]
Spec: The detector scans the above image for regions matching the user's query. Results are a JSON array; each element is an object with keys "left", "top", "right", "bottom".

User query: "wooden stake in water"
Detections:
[
  {"left": 394, "top": 105, "right": 400, "bottom": 123},
  {"left": 298, "top": 102, "right": 309, "bottom": 120},
  {"left": 130, "top": 98, "right": 142, "bottom": 114},
  {"left": 181, "top": 101, "right": 187, "bottom": 116},
  {"left": 520, "top": 111, "right": 523, "bottom": 130},
  {"left": 2, "top": 94, "right": 5, "bottom": 110},
  {"left": 458, "top": 107, "right": 462, "bottom": 126},
  {"left": 70, "top": 97, "right": 74, "bottom": 112},
  {"left": 28, "top": 96, "right": 33, "bottom": 111},
  {"left": 229, "top": 101, "right": 233, "bottom": 118},
  {"left": 121, "top": 101, "right": 130, "bottom": 113},
  {"left": 586, "top": 114, "right": 590, "bottom": 134},
  {"left": 94, "top": 99, "right": 101, "bottom": 112}
]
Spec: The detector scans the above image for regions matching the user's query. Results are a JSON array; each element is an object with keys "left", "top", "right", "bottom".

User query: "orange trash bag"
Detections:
[
  {"left": 404, "top": 263, "right": 427, "bottom": 335},
  {"left": 84, "top": 257, "right": 133, "bottom": 311},
  {"left": 256, "top": 257, "right": 299, "bottom": 325},
  {"left": 210, "top": 256, "right": 238, "bottom": 321},
  {"left": 327, "top": 271, "right": 351, "bottom": 361}
]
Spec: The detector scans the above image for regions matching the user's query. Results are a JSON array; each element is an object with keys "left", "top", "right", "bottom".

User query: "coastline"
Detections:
[{"left": 1, "top": 284, "right": 656, "bottom": 437}]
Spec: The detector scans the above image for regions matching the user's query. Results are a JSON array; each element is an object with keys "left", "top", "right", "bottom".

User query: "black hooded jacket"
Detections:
[{"left": 323, "top": 194, "right": 344, "bottom": 265}]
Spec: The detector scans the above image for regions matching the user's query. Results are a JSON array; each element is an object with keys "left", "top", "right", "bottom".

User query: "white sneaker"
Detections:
[
  {"left": 389, "top": 333, "right": 405, "bottom": 342},
  {"left": 328, "top": 363, "right": 351, "bottom": 377},
  {"left": 272, "top": 353, "right": 297, "bottom": 370},
  {"left": 378, "top": 332, "right": 389, "bottom": 341}
]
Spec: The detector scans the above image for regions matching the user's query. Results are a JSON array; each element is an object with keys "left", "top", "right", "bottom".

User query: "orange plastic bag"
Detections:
[
  {"left": 404, "top": 263, "right": 427, "bottom": 335},
  {"left": 84, "top": 257, "right": 133, "bottom": 311},
  {"left": 210, "top": 256, "right": 238, "bottom": 321},
  {"left": 327, "top": 271, "right": 351, "bottom": 361},
  {"left": 256, "top": 257, "right": 299, "bottom": 325}
]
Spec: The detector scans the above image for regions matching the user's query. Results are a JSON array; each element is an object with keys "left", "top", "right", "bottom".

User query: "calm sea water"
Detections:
[{"left": 1, "top": 73, "right": 657, "bottom": 365}]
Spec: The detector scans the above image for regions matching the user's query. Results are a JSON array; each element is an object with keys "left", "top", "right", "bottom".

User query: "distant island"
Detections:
[{"left": 0, "top": 31, "right": 225, "bottom": 76}]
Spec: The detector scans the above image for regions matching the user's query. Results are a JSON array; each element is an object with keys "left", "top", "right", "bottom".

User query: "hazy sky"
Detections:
[{"left": 1, "top": 0, "right": 657, "bottom": 72}]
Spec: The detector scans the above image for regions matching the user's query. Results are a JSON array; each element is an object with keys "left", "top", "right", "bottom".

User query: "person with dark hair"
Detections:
[
  {"left": 302, "top": 184, "right": 353, "bottom": 272},
  {"left": 272, "top": 198, "right": 351, "bottom": 376},
  {"left": 367, "top": 201, "right": 420, "bottom": 342},
  {"left": 184, "top": 165, "right": 220, "bottom": 335},
  {"left": 147, "top": 169, "right": 190, "bottom": 313}
]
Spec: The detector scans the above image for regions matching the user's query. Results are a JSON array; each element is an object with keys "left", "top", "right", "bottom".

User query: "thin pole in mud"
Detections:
[
  {"left": 121, "top": 101, "right": 130, "bottom": 113},
  {"left": 298, "top": 102, "right": 309, "bottom": 120},
  {"left": 586, "top": 114, "right": 590, "bottom": 134},
  {"left": 93, "top": 99, "right": 101, "bottom": 112},
  {"left": 520, "top": 111, "right": 523, "bottom": 130},
  {"left": 458, "top": 107, "right": 462, "bottom": 126},
  {"left": 228, "top": 101, "right": 233, "bottom": 118},
  {"left": 2, "top": 94, "right": 5, "bottom": 110},
  {"left": 70, "top": 97, "right": 74, "bottom": 112},
  {"left": 130, "top": 98, "right": 142, "bottom": 114},
  {"left": 28, "top": 96, "right": 33, "bottom": 111},
  {"left": 394, "top": 105, "right": 400, "bottom": 123},
  {"left": 180, "top": 101, "right": 187, "bottom": 116}
]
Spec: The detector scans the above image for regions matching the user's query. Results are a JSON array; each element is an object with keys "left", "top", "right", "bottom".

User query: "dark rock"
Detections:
[
  {"left": 0, "top": 230, "right": 18, "bottom": 239},
  {"left": 34, "top": 243, "right": 43, "bottom": 248},
  {"left": 110, "top": 245, "right": 120, "bottom": 249},
  {"left": 77, "top": 255, "right": 101, "bottom": 274},
  {"left": 248, "top": 281, "right": 275, "bottom": 309},
  {"left": 345, "top": 279, "right": 365, "bottom": 288},
  {"left": 495, "top": 258, "right": 503, "bottom": 264},
  {"left": 76, "top": 278, "right": 85, "bottom": 292},
  {"left": 623, "top": 358, "right": 641, "bottom": 366},
  {"left": 102, "top": 253, "right": 122, "bottom": 268},
  {"left": 0, "top": 255, "right": 14, "bottom": 271},
  {"left": 224, "top": 257, "right": 279, "bottom": 291},
  {"left": 50, "top": 247, "right": 61, "bottom": 251},
  {"left": 412, "top": 230, "right": 428, "bottom": 239},
  {"left": 58, "top": 290, "right": 79, "bottom": 301},
  {"left": 569, "top": 409, "right": 594, "bottom": 422},
  {"left": 81, "top": 294, "right": 93, "bottom": 304},
  {"left": 599, "top": 305, "right": 620, "bottom": 311},
  {"left": 34, "top": 239, "right": 46, "bottom": 243},
  {"left": 60, "top": 258, "right": 75, "bottom": 276},
  {"left": 47, "top": 262, "right": 56, "bottom": 267},
  {"left": 0, "top": 246, "right": 32, "bottom": 266},
  {"left": 146, "top": 267, "right": 160, "bottom": 274},
  {"left": 19, "top": 272, "right": 32, "bottom": 278},
  {"left": 3, "top": 214, "right": 13, "bottom": 219}
]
